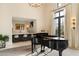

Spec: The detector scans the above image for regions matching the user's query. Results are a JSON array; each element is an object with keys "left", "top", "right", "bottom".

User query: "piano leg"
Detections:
[
  {"left": 59, "top": 50, "right": 62, "bottom": 56},
  {"left": 44, "top": 45, "right": 45, "bottom": 50},
  {"left": 31, "top": 41, "right": 36, "bottom": 53},
  {"left": 51, "top": 48, "right": 53, "bottom": 51},
  {"left": 32, "top": 45, "right": 33, "bottom": 53},
  {"left": 31, "top": 39, "right": 33, "bottom": 53},
  {"left": 40, "top": 41, "right": 45, "bottom": 52},
  {"left": 31, "top": 37, "right": 36, "bottom": 53},
  {"left": 41, "top": 45, "right": 45, "bottom": 52}
]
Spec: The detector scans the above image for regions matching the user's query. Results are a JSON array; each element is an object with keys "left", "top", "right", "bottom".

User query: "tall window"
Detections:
[{"left": 54, "top": 9, "right": 65, "bottom": 38}]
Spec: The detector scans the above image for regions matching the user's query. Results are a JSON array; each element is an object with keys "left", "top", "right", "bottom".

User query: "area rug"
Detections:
[
  {"left": 0, "top": 45, "right": 32, "bottom": 56},
  {"left": 0, "top": 45, "right": 79, "bottom": 56}
]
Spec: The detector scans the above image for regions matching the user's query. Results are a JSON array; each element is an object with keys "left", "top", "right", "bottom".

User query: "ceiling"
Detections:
[{"left": 12, "top": 17, "right": 36, "bottom": 22}]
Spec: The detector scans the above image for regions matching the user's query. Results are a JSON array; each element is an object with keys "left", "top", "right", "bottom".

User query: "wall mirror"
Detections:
[{"left": 12, "top": 17, "right": 36, "bottom": 34}]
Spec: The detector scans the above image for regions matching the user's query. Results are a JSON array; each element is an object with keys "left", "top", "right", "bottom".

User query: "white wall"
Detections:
[
  {"left": 42, "top": 3, "right": 54, "bottom": 34},
  {"left": 0, "top": 4, "right": 12, "bottom": 46},
  {"left": 11, "top": 4, "right": 45, "bottom": 33},
  {"left": 65, "top": 4, "right": 79, "bottom": 49},
  {"left": 0, "top": 3, "right": 46, "bottom": 47}
]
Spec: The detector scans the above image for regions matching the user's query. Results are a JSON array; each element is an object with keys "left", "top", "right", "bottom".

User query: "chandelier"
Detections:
[{"left": 29, "top": 3, "right": 41, "bottom": 8}]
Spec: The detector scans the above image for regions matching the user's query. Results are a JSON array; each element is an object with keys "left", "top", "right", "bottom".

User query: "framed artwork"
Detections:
[
  {"left": 15, "top": 24, "right": 25, "bottom": 30},
  {"left": 15, "top": 24, "right": 20, "bottom": 30}
]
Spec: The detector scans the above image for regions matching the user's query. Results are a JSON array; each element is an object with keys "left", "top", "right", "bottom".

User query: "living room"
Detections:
[{"left": 0, "top": 3, "right": 79, "bottom": 56}]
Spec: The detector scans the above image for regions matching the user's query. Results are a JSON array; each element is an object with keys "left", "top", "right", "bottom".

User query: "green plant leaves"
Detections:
[{"left": 0, "top": 34, "right": 9, "bottom": 42}]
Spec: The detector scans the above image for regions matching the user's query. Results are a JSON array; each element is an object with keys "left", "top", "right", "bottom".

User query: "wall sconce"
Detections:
[
  {"left": 26, "top": 24, "right": 30, "bottom": 29},
  {"left": 26, "top": 25, "right": 29, "bottom": 28},
  {"left": 72, "top": 18, "right": 76, "bottom": 29}
]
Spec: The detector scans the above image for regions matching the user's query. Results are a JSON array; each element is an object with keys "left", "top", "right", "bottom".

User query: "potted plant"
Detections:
[{"left": 0, "top": 34, "right": 9, "bottom": 48}]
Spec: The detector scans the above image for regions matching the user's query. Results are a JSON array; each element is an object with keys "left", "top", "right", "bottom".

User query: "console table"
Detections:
[{"left": 12, "top": 34, "right": 32, "bottom": 43}]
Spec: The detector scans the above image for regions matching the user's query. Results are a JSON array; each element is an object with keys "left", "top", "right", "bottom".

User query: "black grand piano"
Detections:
[
  {"left": 31, "top": 33, "right": 68, "bottom": 56},
  {"left": 43, "top": 36, "right": 68, "bottom": 56}
]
